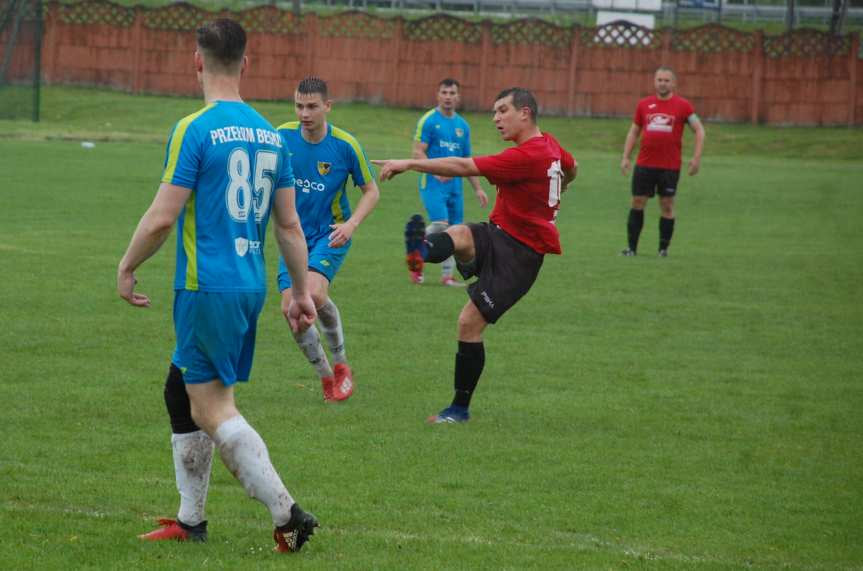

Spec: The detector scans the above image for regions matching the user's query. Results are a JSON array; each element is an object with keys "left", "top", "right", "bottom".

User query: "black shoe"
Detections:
[
  {"left": 620, "top": 248, "right": 637, "bottom": 256},
  {"left": 274, "top": 503, "right": 319, "bottom": 553},
  {"left": 658, "top": 249, "right": 668, "bottom": 257}
]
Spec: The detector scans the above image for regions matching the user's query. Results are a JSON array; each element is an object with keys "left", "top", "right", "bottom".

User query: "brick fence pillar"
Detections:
[
  {"left": 751, "top": 30, "right": 764, "bottom": 125},
  {"left": 849, "top": 31, "right": 859, "bottom": 126}
]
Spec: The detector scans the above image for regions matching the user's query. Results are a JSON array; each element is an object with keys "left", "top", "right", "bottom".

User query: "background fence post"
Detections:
[
  {"left": 848, "top": 31, "right": 858, "bottom": 126},
  {"left": 566, "top": 24, "right": 579, "bottom": 117},
  {"left": 130, "top": 8, "right": 143, "bottom": 94},
  {"left": 751, "top": 30, "right": 764, "bottom": 125},
  {"left": 478, "top": 19, "right": 491, "bottom": 109},
  {"left": 390, "top": 16, "right": 402, "bottom": 107}
]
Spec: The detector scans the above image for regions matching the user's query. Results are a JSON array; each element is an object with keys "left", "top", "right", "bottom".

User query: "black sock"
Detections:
[
  {"left": 659, "top": 217, "right": 675, "bottom": 251},
  {"left": 424, "top": 232, "right": 455, "bottom": 263},
  {"left": 451, "top": 341, "right": 485, "bottom": 409},
  {"left": 627, "top": 209, "right": 644, "bottom": 252}
]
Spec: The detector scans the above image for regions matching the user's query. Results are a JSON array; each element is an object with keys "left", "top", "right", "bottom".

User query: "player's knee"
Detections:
[
  {"left": 163, "top": 364, "right": 200, "bottom": 434},
  {"left": 424, "top": 232, "right": 455, "bottom": 263},
  {"left": 426, "top": 221, "right": 448, "bottom": 235}
]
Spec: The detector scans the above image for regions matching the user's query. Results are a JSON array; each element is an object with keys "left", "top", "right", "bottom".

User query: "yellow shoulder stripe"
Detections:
[
  {"left": 162, "top": 103, "right": 215, "bottom": 183},
  {"left": 414, "top": 109, "right": 435, "bottom": 142},
  {"left": 277, "top": 121, "right": 300, "bottom": 131},
  {"left": 331, "top": 126, "right": 372, "bottom": 184}
]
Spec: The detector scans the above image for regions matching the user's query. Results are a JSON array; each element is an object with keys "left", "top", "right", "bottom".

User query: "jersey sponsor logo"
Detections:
[
  {"left": 439, "top": 140, "right": 462, "bottom": 152},
  {"left": 317, "top": 161, "right": 331, "bottom": 176},
  {"left": 646, "top": 113, "right": 674, "bottom": 133},
  {"left": 455, "top": 128, "right": 464, "bottom": 138},
  {"left": 295, "top": 178, "right": 326, "bottom": 193},
  {"left": 648, "top": 103, "right": 657, "bottom": 109},
  {"left": 321, "top": 259, "right": 331, "bottom": 267},
  {"left": 234, "top": 237, "right": 262, "bottom": 257}
]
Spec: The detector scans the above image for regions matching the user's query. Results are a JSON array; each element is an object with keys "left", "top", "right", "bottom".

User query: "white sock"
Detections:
[
  {"left": 293, "top": 324, "right": 333, "bottom": 378},
  {"left": 441, "top": 256, "right": 455, "bottom": 278},
  {"left": 212, "top": 416, "right": 294, "bottom": 527},
  {"left": 171, "top": 430, "right": 214, "bottom": 527},
  {"left": 317, "top": 299, "right": 347, "bottom": 365}
]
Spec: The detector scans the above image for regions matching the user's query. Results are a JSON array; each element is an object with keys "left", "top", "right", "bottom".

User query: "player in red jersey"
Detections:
[
  {"left": 620, "top": 66, "right": 705, "bottom": 257},
  {"left": 374, "top": 87, "right": 577, "bottom": 424}
]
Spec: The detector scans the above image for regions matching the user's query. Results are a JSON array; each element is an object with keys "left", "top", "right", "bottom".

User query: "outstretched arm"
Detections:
[
  {"left": 372, "top": 157, "right": 481, "bottom": 181},
  {"left": 687, "top": 115, "right": 705, "bottom": 176},
  {"left": 117, "top": 183, "right": 191, "bottom": 307},
  {"left": 328, "top": 180, "right": 380, "bottom": 247},
  {"left": 272, "top": 186, "right": 316, "bottom": 333},
  {"left": 620, "top": 123, "right": 641, "bottom": 176}
]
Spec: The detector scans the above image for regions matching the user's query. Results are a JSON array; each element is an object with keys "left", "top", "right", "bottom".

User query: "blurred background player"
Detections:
[
  {"left": 620, "top": 66, "right": 705, "bottom": 257},
  {"left": 277, "top": 77, "right": 380, "bottom": 402},
  {"left": 116, "top": 19, "right": 319, "bottom": 552},
  {"left": 409, "top": 78, "right": 488, "bottom": 286},
  {"left": 375, "top": 87, "right": 576, "bottom": 424}
]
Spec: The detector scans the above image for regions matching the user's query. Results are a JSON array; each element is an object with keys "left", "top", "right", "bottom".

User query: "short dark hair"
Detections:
[
  {"left": 439, "top": 78, "right": 460, "bottom": 89},
  {"left": 297, "top": 76, "right": 328, "bottom": 99},
  {"left": 196, "top": 19, "right": 246, "bottom": 73},
  {"left": 495, "top": 87, "right": 538, "bottom": 122},
  {"left": 655, "top": 65, "right": 677, "bottom": 79}
]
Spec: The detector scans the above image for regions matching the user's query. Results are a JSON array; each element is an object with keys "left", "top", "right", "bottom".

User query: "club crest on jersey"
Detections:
[
  {"left": 317, "top": 161, "right": 331, "bottom": 176},
  {"left": 455, "top": 128, "right": 464, "bottom": 138},
  {"left": 235, "top": 237, "right": 249, "bottom": 257}
]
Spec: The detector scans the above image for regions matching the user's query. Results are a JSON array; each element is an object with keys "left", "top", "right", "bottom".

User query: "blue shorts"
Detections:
[
  {"left": 419, "top": 175, "right": 463, "bottom": 225},
  {"left": 278, "top": 232, "right": 350, "bottom": 291},
  {"left": 171, "top": 290, "right": 266, "bottom": 386}
]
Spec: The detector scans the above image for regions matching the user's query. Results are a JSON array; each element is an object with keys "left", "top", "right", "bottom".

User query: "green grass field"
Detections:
[{"left": 1, "top": 87, "right": 861, "bottom": 569}]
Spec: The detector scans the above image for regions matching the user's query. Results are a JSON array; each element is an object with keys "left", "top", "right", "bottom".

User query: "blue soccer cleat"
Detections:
[
  {"left": 427, "top": 405, "right": 470, "bottom": 424},
  {"left": 405, "top": 214, "right": 427, "bottom": 283}
]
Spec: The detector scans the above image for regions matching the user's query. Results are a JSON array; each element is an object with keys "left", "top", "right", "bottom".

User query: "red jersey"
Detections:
[
  {"left": 634, "top": 94, "right": 695, "bottom": 170},
  {"left": 473, "top": 133, "right": 575, "bottom": 255}
]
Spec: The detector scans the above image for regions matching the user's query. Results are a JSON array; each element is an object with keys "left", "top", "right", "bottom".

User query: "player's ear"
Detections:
[
  {"left": 194, "top": 50, "right": 203, "bottom": 73},
  {"left": 324, "top": 99, "right": 332, "bottom": 113},
  {"left": 240, "top": 55, "right": 248, "bottom": 77}
]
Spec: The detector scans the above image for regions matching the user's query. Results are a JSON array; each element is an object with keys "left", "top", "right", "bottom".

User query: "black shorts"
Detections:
[
  {"left": 459, "top": 223, "right": 544, "bottom": 325},
  {"left": 631, "top": 166, "right": 680, "bottom": 198}
]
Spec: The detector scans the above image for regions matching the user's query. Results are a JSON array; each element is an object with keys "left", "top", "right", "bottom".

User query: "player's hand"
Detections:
[
  {"left": 371, "top": 159, "right": 410, "bottom": 181},
  {"left": 688, "top": 157, "right": 701, "bottom": 176},
  {"left": 285, "top": 293, "right": 317, "bottom": 334},
  {"left": 433, "top": 175, "right": 452, "bottom": 183},
  {"left": 328, "top": 220, "right": 356, "bottom": 248},
  {"left": 475, "top": 188, "right": 489, "bottom": 208},
  {"left": 117, "top": 269, "right": 151, "bottom": 308},
  {"left": 620, "top": 157, "right": 631, "bottom": 176}
]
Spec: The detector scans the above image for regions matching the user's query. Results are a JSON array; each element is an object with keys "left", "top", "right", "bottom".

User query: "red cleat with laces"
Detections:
[
  {"left": 329, "top": 364, "right": 354, "bottom": 402},
  {"left": 139, "top": 518, "right": 207, "bottom": 542}
]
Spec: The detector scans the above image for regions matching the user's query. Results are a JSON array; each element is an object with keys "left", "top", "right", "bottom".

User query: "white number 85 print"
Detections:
[
  {"left": 547, "top": 159, "right": 562, "bottom": 208},
  {"left": 225, "top": 148, "right": 278, "bottom": 222}
]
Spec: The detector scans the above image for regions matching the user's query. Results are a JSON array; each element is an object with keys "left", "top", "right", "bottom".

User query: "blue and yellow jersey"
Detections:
[
  {"left": 276, "top": 121, "right": 373, "bottom": 241},
  {"left": 162, "top": 100, "right": 293, "bottom": 293},
  {"left": 414, "top": 108, "right": 472, "bottom": 160}
]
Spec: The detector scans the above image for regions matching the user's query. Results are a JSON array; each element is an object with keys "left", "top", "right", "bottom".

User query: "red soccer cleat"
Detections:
[
  {"left": 406, "top": 251, "right": 424, "bottom": 284},
  {"left": 329, "top": 363, "right": 354, "bottom": 402},
  {"left": 273, "top": 504, "right": 319, "bottom": 553},
  {"left": 320, "top": 376, "right": 335, "bottom": 401},
  {"left": 440, "top": 275, "right": 466, "bottom": 287},
  {"left": 139, "top": 518, "right": 207, "bottom": 542}
]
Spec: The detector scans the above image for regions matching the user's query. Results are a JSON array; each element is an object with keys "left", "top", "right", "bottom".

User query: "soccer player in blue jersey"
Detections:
[
  {"left": 276, "top": 77, "right": 380, "bottom": 402},
  {"left": 409, "top": 78, "right": 488, "bottom": 286},
  {"left": 117, "top": 19, "right": 319, "bottom": 553}
]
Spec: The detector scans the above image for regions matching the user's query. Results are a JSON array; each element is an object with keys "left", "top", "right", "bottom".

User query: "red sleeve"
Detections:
[
  {"left": 473, "top": 147, "right": 531, "bottom": 185},
  {"left": 682, "top": 98, "right": 695, "bottom": 122},
  {"left": 633, "top": 101, "right": 644, "bottom": 127}
]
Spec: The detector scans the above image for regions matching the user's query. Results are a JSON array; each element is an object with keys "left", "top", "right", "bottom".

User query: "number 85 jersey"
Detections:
[{"left": 161, "top": 101, "right": 294, "bottom": 293}]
